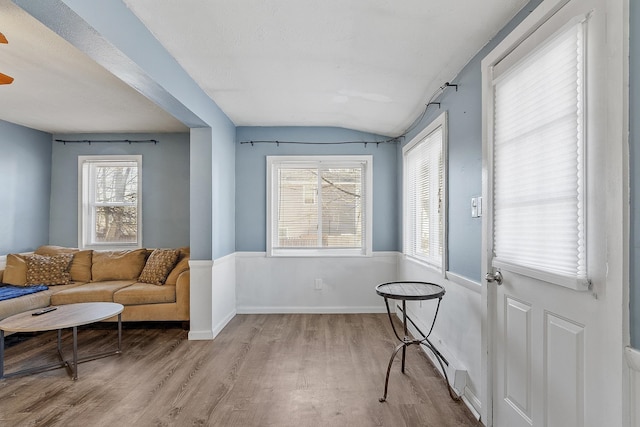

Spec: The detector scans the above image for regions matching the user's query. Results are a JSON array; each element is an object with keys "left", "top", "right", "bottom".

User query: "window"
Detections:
[
  {"left": 78, "top": 155, "right": 142, "bottom": 249},
  {"left": 403, "top": 111, "right": 447, "bottom": 271},
  {"left": 491, "top": 20, "right": 587, "bottom": 288},
  {"left": 267, "top": 156, "right": 372, "bottom": 256}
]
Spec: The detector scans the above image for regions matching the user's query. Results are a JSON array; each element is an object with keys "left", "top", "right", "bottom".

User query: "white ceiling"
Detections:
[
  {"left": 0, "top": 0, "right": 187, "bottom": 134},
  {"left": 0, "top": 0, "right": 528, "bottom": 136}
]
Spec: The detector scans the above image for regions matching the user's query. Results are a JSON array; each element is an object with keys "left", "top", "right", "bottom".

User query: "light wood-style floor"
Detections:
[{"left": 0, "top": 314, "right": 481, "bottom": 426}]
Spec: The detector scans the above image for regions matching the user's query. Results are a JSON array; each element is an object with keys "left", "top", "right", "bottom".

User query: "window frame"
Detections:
[
  {"left": 487, "top": 16, "right": 590, "bottom": 290},
  {"left": 402, "top": 111, "right": 448, "bottom": 273},
  {"left": 78, "top": 155, "right": 142, "bottom": 250},
  {"left": 266, "top": 155, "right": 373, "bottom": 257}
]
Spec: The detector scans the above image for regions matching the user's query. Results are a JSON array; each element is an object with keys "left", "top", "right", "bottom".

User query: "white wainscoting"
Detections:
[
  {"left": 398, "top": 256, "right": 483, "bottom": 419},
  {"left": 188, "top": 259, "right": 214, "bottom": 340},
  {"left": 235, "top": 252, "right": 398, "bottom": 313},
  {"left": 626, "top": 347, "right": 640, "bottom": 427},
  {"left": 189, "top": 254, "right": 237, "bottom": 340},
  {"left": 211, "top": 253, "right": 237, "bottom": 338}
]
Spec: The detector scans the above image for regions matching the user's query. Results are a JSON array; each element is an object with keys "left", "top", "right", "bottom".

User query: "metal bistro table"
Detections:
[{"left": 376, "top": 281, "right": 458, "bottom": 402}]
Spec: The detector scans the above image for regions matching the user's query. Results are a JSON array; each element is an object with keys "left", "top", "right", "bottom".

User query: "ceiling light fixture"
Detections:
[
  {"left": 0, "top": 31, "right": 14, "bottom": 85},
  {"left": 0, "top": 72, "right": 14, "bottom": 85}
]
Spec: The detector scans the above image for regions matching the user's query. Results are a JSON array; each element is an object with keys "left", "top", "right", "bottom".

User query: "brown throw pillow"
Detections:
[
  {"left": 34, "top": 246, "right": 93, "bottom": 282},
  {"left": 139, "top": 249, "right": 180, "bottom": 285},
  {"left": 24, "top": 253, "right": 74, "bottom": 286},
  {"left": 3, "top": 254, "right": 27, "bottom": 286}
]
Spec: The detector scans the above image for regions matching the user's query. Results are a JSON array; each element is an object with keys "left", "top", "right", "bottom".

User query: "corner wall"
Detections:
[{"left": 0, "top": 120, "right": 52, "bottom": 254}]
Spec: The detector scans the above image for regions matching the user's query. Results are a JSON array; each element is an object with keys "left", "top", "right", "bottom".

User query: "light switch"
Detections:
[{"left": 471, "top": 196, "right": 483, "bottom": 218}]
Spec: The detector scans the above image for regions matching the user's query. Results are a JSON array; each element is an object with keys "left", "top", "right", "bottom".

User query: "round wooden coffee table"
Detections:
[{"left": 0, "top": 302, "right": 124, "bottom": 380}]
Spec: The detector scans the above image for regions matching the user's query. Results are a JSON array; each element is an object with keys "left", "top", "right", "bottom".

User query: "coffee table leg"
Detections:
[
  {"left": 1, "top": 329, "right": 4, "bottom": 378},
  {"left": 72, "top": 326, "right": 78, "bottom": 380},
  {"left": 117, "top": 313, "right": 122, "bottom": 352}
]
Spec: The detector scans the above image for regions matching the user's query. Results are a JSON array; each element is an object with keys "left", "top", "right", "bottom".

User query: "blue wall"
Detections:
[
  {"left": 396, "top": 0, "right": 543, "bottom": 282},
  {"left": 0, "top": 120, "right": 52, "bottom": 254},
  {"left": 213, "top": 124, "right": 237, "bottom": 258},
  {"left": 631, "top": 0, "right": 639, "bottom": 348},
  {"left": 236, "top": 127, "right": 397, "bottom": 252},
  {"left": 49, "top": 132, "right": 190, "bottom": 249}
]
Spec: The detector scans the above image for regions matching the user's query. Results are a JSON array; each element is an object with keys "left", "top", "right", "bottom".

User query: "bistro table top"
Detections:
[{"left": 375, "top": 281, "right": 445, "bottom": 301}]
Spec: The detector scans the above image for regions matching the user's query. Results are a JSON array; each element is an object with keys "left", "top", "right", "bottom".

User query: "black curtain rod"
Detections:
[
  {"left": 55, "top": 139, "right": 158, "bottom": 145},
  {"left": 240, "top": 139, "right": 400, "bottom": 147}
]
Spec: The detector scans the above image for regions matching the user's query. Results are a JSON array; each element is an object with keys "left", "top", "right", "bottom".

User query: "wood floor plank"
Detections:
[{"left": 0, "top": 314, "right": 482, "bottom": 426}]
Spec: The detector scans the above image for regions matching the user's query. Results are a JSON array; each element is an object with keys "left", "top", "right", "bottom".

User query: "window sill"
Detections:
[
  {"left": 268, "top": 248, "right": 371, "bottom": 258},
  {"left": 403, "top": 254, "right": 443, "bottom": 274}
]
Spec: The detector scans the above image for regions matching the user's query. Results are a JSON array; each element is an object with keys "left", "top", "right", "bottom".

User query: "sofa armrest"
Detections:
[
  {"left": 0, "top": 269, "right": 4, "bottom": 283},
  {"left": 175, "top": 270, "right": 190, "bottom": 320}
]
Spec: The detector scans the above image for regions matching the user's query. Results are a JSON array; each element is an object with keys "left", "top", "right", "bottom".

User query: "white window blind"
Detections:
[
  {"left": 79, "top": 156, "right": 142, "bottom": 249},
  {"left": 404, "top": 112, "right": 446, "bottom": 270},
  {"left": 492, "top": 21, "right": 587, "bottom": 287},
  {"left": 267, "top": 156, "right": 372, "bottom": 256}
]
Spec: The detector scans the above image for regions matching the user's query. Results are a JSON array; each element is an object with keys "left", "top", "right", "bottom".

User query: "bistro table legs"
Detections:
[{"left": 379, "top": 297, "right": 459, "bottom": 402}]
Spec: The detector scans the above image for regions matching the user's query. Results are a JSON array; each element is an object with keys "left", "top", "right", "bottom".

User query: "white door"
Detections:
[{"left": 482, "top": 0, "right": 614, "bottom": 425}]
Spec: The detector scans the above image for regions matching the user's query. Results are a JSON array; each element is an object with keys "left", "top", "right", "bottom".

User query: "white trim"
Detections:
[
  {"left": 188, "top": 259, "right": 214, "bottom": 341},
  {"left": 78, "top": 154, "right": 143, "bottom": 250},
  {"left": 627, "top": 347, "right": 640, "bottom": 427},
  {"left": 402, "top": 111, "right": 448, "bottom": 275},
  {"left": 445, "top": 271, "right": 482, "bottom": 294},
  {"left": 213, "top": 251, "right": 236, "bottom": 265},
  {"left": 236, "top": 306, "right": 386, "bottom": 314},
  {"left": 626, "top": 347, "right": 640, "bottom": 372},
  {"left": 481, "top": 0, "right": 572, "bottom": 71},
  {"left": 234, "top": 250, "right": 397, "bottom": 259},
  {"left": 210, "top": 308, "right": 237, "bottom": 340},
  {"left": 492, "top": 258, "right": 590, "bottom": 291},
  {"left": 189, "top": 259, "right": 214, "bottom": 267},
  {"left": 188, "top": 330, "right": 214, "bottom": 340}
]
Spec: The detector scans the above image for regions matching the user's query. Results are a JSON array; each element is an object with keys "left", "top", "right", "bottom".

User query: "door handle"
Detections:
[{"left": 485, "top": 270, "right": 503, "bottom": 285}]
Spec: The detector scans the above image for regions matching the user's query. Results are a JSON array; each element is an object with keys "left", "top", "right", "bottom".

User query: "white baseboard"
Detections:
[
  {"left": 188, "top": 330, "right": 215, "bottom": 340},
  {"left": 236, "top": 306, "right": 386, "bottom": 314},
  {"left": 397, "top": 305, "right": 482, "bottom": 418},
  {"left": 211, "top": 308, "right": 237, "bottom": 339},
  {"left": 626, "top": 347, "right": 640, "bottom": 427}
]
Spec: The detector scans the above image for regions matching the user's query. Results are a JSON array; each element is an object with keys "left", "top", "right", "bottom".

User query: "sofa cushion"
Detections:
[
  {"left": 24, "top": 253, "right": 73, "bottom": 286},
  {"left": 165, "top": 253, "right": 190, "bottom": 286},
  {"left": 3, "top": 254, "right": 27, "bottom": 286},
  {"left": 138, "top": 249, "right": 179, "bottom": 285},
  {"left": 91, "top": 249, "right": 148, "bottom": 282},
  {"left": 34, "top": 246, "right": 93, "bottom": 282},
  {"left": 50, "top": 280, "right": 135, "bottom": 305},
  {"left": 113, "top": 282, "right": 177, "bottom": 305}
]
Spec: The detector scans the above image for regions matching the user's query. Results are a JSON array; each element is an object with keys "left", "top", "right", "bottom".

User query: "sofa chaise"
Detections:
[{"left": 0, "top": 245, "right": 190, "bottom": 324}]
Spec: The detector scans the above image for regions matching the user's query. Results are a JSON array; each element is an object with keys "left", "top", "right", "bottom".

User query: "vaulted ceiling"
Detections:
[{"left": 0, "top": 0, "right": 528, "bottom": 136}]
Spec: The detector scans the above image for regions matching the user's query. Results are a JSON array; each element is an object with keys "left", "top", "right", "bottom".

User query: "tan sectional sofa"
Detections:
[{"left": 0, "top": 246, "right": 190, "bottom": 324}]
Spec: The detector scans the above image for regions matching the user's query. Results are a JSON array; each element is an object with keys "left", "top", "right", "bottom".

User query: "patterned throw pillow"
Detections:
[
  {"left": 24, "top": 253, "right": 74, "bottom": 286},
  {"left": 138, "top": 249, "right": 180, "bottom": 286}
]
